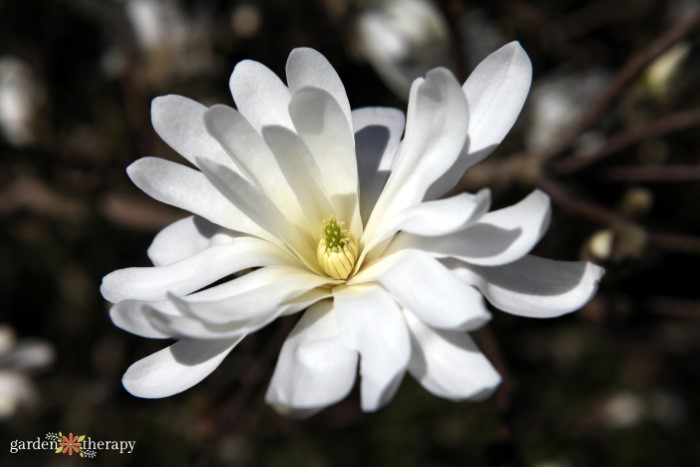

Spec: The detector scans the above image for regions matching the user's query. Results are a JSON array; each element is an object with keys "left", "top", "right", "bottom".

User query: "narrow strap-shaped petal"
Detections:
[
  {"left": 122, "top": 338, "right": 243, "bottom": 398},
  {"left": 333, "top": 285, "right": 410, "bottom": 411},
  {"left": 195, "top": 157, "right": 319, "bottom": 272},
  {"left": 360, "top": 190, "right": 491, "bottom": 263},
  {"left": 144, "top": 288, "right": 329, "bottom": 340},
  {"left": 286, "top": 48, "right": 353, "bottom": 133},
  {"left": 353, "top": 250, "right": 491, "bottom": 331},
  {"left": 148, "top": 216, "right": 234, "bottom": 267},
  {"left": 101, "top": 239, "right": 294, "bottom": 302},
  {"left": 203, "top": 105, "right": 306, "bottom": 229},
  {"left": 448, "top": 255, "right": 605, "bottom": 318},
  {"left": 261, "top": 126, "right": 337, "bottom": 235},
  {"left": 352, "top": 107, "right": 405, "bottom": 225},
  {"left": 427, "top": 42, "right": 532, "bottom": 199},
  {"left": 265, "top": 301, "right": 358, "bottom": 417},
  {"left": 388, "top": 190, "right": 551, "bottom": 267},
  {"left": 127, "top": 157, "right": 267, "bottom": 238},
  {"left": 150, "top": 95, "right": 236, "bottom": 170},
  {"left": 229, "top": 60, "right": 293, "bottom": 131},
  {"left": 169, "top": 266, "right": 333, "bottom": 324},
  {"left": 110, "top": 299, "right": 180, "bottom": 339},
  {"left": 366, "top": 68, "right": 469, "bottom": 236},
  {"left": 404, "top": 309, "right": 501, "bottom": 400},
  {"left": 288, "top": 87, "right": 361, "bottom": 237}
]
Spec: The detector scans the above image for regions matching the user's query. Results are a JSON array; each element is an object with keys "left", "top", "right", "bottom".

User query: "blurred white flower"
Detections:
[
  {"left": 123, "top": 0, "right": 213, "bottom": 79},
  {"left": 353, "top": 0, "right": 451, "bottom": 98},
  {"left": 0, "top": 325, "right": 54, "bottom": 419},
  {"left": 0, "top": 58, "right": 44, "bottom": 146},
  {"left": 102, "top": 43, "right": 604, "bottom": 415},
  {"left": 526, "top": 71, "right": 610, "bottom": 152}
]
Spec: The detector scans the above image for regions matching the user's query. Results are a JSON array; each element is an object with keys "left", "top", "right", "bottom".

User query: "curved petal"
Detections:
[
  {"left": 195, "top": 157, "right": 318, "bottom": 271},
  {"left": 229, "top": 60, "right": 293, "bottom": 131},
  {"left": 286, "top": 48, "right": 353, "bottom": 132},
  {"left": 101, "top": 239, "right": 294, "bottom": 302},
  {"left": 148, "top": 216, "right": 233, "bottom": 267},
  {"left": 333, "top": 285, "right": 410, "bottom": 411},
  {"left": 122, "top": 338, "right": 242, "bottom": 398},
  {"left": 126, "top": 157, "right": 266, "bottom": 237},
  {"left": 145, "top": 288, "right": 329, "bottom": 340},
  {"left": 288, "top": 87, "right": 360, "bottom": 234},
  {"left": 150, "top": 95, "right": 235, "bottom": 170},
  {"left": 352, "top": 107, "right": 405, "bottom": 225},
  {"left": 260, "top": 126, "right": 336, "bottom": 234},
  {"left": 427, "top": 42, "right": 533, "bottom": 199},
  {"left": 367, "top": 68, "right": 469, "bottom": 234},
  {"left": 355, "top": 251, "right": 491, "bottom": 331},
  {"left": 361, "top": 189, "right": 491, "bottom": 263},
  {"left": 390, "top": 190, "right": 550, "bottom": 267},
  {"left": 110, "top": 299, "right": 180, "bottom": 339},
  {"left": 404, "top": 309, "right": 501, "bottom": 400},
  {"left": 203, "top": 105, "right": 306, "bottom": 227},
  {"left": 265, "top": 301, "right": 358, "bottom": 417},
  {"left": 449, "top": 255, "right": 605, "bottom": 318},
  {"left": 169, "top": 266, "right": 333, "bottom": 324}
]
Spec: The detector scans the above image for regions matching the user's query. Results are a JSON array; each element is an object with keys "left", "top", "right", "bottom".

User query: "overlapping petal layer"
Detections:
[{"left": 103, "top": 43, "right": 603, "bottom": 415}]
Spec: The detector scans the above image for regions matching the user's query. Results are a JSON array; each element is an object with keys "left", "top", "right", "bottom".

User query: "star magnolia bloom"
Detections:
[{"left": 101, "top": 43, "right": 604, "bottom": 415}]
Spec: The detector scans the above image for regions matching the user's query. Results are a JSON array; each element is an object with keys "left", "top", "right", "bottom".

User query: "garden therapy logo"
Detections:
[
  {"left": 46, "top": 432, "right": 96, "bottom": 458},
  {"left": 9, "top": 432, "right": 136, "bottom": 457}
]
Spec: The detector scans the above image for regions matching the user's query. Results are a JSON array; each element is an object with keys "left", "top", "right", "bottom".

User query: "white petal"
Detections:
[
  {"left": 392, "top": 190, "right": 551, "bottom": 267},
  {"left": 145, "top": 288, "right": 329, "bottom": 340},
  {"left": 288, "top": 87, "right": 360, "bottom": 234},
  {"left": 265, "top": 301, "right": 358, "bottom": 417},
  {"left": 147, "top": 216, "right": 233, "bottom": 267},
  {"left": 148, "top": 289, "right": 328, "bottom": 339},
  {"left": 286, "top": 48, "right": 353, "bottom": 132},
  {"left": 229, "top": 60, "right": 293, "bottom": 131},
  {"left": 170, "top": 266, "right": 332, "bottom": 324},
  {"left": 352, "top": 107, "right": 405, "bottom": 225},
  {"left": 101, "top": 239, "right": 294, "bottom": 302},
  {"left": 126, "top": 157, "right": 266, "bottom": 237},
  {"left": 260, "top": 126, "right": 336, "bottom": 234},
  {"left": 195, "top": 157, "right": 318, "bottom": 270},
  {"left": 358, "top": 251, "right": 491, "bottom": 331},
  {"left": 404, "top": 309, "right": 501, "bottom": 400},
  {"left": 122, "top": 338, "right": 242, "bottom": 398},
  {"left": 449, "top": 255, "right": 605, "bottom": 318},
  {"left": 110, "top": 299, "right": 179, "bottom": 339},
  {"left": 362, "top": 190, "right": 491, "bottom": 262},
  {"left": 367, "top": 68, "right": 469, "bottom": 233},
  {"left": 426, "top": 42, "right": 532, "bottom": 199},
  {"left": 150, "top": 95, "right": 234, "bottom": 169},
  {"left": 333, "top": 285, "right": 410, "bottom": 411},
  {"left": 203, "top": 105, "right": 306, "bottom": 227}
]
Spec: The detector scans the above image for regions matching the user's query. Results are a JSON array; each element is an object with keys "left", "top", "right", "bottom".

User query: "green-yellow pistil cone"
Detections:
[{"left": 317, "top": 216, "right": 358, "bottom": 280}]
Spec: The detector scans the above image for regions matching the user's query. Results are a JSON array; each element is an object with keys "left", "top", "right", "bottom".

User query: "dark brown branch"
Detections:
[
  {"left": 554, "top": 108, "right": 700, "bottom": 175},
  {"left": 536, "top": 174, "right": 700, "bottom": 255},
  {"left": 196, "top": 316, "right": 297, "bottom": 467},
  {"left": 537, "top": 9, "right": 700, "bottom": 162},
  {"left": 603, "top": 164, "right": 700, "bottom": 183}
]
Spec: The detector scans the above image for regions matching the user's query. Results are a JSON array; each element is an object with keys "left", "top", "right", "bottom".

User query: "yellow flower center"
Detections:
[{"left": 317, "top": 216, "right": 358, "bottom": 280}]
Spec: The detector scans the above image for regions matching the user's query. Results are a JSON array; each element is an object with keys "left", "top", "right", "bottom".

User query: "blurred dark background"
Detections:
[{"left": 1, "top": 0, "right": 699, "bottom": 466}]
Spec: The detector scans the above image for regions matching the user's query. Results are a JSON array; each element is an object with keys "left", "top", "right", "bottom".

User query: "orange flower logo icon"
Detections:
[{"left": 57, "top": 433, "right": 85, "bottom": 455}]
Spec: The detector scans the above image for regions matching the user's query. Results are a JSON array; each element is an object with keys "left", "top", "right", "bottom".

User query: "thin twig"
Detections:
[
  {"left": 537, "top": 9, "right": 700, "bottom": 162},
  {"left": 536, "top": 174, "right": 700, "bottom": 255},
  {"left": 554, "top": 108, "right": 700, "bottom": 175},
  {"left": 603, "top": 164, "right": 700, "bottom": 183},
  {"left": 196, "top": 316, "right": 297, "bottom": 467}
]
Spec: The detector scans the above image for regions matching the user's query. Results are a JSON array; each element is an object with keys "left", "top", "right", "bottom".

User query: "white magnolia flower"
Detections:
[{"left": 101, "top": 43, "right": 604, "bottom": 415}]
